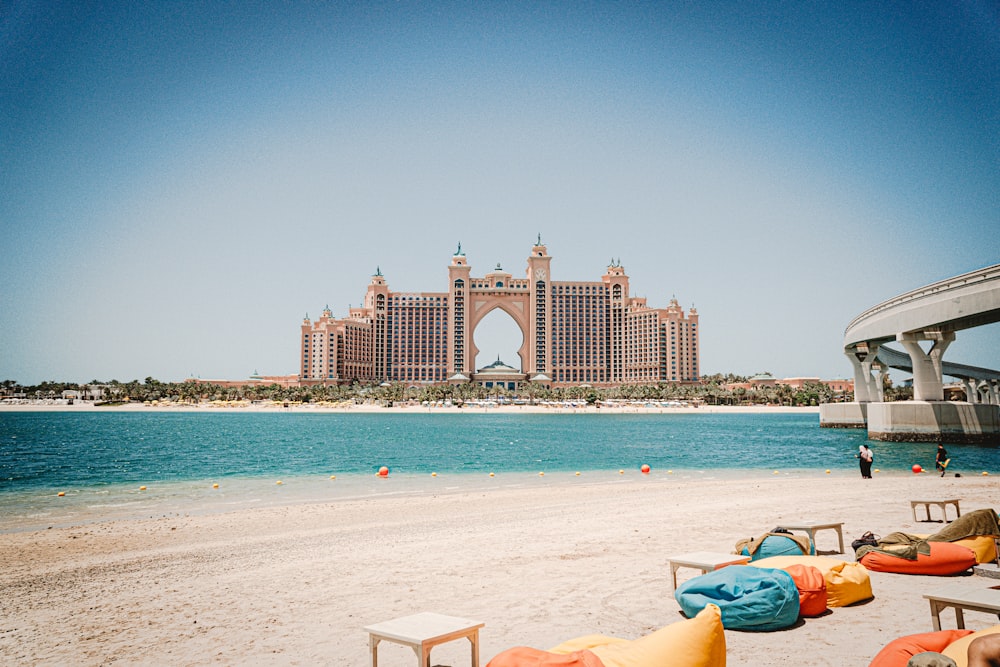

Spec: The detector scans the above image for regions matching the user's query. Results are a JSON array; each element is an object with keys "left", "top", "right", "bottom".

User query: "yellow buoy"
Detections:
[
  {"left": 874, "top": 468, "right": 880, "bottom": 473},
  {"left": 57, "top": 491, "right": 65, "bottom": 497},
  {"left": 825, "top": 469, "right": 831, "bottom": 474},
  {"left": 330, "top": 475, "right": 336, "bottom": 480},
  {"left": 983, "top": 471, "right": 990, "bottom": 476},
  {"left": 276, "top": 480, "right": 283, "bottom": 485},
  {"left": 667, "top": 470, "right": 673, "bottom": 474},
  {"left": 575, "top": 471, "right": 581, "bottom": 476},
  {"left": 773, "top": 471, "right": 779, "bottom": 475},
  {"left": 431, "top": 472, "right": 437, "bottom": 477},
  {"left": 139, "top": 486, "right": 147, "bottom": 491},
  {"left": 619, "top": 469, "right": 625, "bottom": 475},
  {"left": 539, "top": 472, "right": 545, "bottom": 476},
  {"left": 212, "top": 483, "right": 219, "bottom": 489},
  {"left": 489, "top": 472, "right": 495, "bottom": 477}
]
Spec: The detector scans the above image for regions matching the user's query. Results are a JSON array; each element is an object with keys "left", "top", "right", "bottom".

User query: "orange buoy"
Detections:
[
  {"left": 912, "top": 464, "right": 923, "bottom": 474},
  {"left": 378, "top": 466, "right": 389, "bottom": 477},
  {"left": 640, "top": 464, "right": 651, "bottom": 474},
  {"left": 57, "top": 491, "right": 65, "bottom": 497}
]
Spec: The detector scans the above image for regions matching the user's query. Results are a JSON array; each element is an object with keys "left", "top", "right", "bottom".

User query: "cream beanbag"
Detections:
[
  {"left": 941, "top": 625, "right": 1000, "bottom": 667},
  {"left": 750, "top": 555, "right": 873, "bottom": 607}
]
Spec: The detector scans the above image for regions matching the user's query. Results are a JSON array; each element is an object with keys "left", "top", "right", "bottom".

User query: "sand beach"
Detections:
[{"left": 2, "top": 470, "right": 998, "bottom": 665}]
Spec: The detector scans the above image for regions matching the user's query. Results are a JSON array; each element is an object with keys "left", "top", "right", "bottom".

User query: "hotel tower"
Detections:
[{"left": 300, "top": 239, "right": 699, "bottom": 388}]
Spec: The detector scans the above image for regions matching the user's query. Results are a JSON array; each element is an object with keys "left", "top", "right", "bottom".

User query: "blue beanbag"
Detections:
[
  {"left": 674, "top": 566, "right": 800, "bottom": 631},
  {"left": 740, "top": 535, "right": 813, "bottom": 560}
]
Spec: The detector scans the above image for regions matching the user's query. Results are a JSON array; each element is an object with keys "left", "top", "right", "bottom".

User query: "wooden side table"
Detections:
[
  {"left": 923, "top": 582, "right": 1000, "bottom": 631},
  {"left": 364, "top": 612, "right": 484, "bottom": 667},
  {"left": 666, "top": 551, "right": 751, "bottom": 589},
  {"left": 911, "top": 499, "right": 961, "bottom": 522},
  {"left": 776, "top": 521, "right": 846, "bottom": 553}
]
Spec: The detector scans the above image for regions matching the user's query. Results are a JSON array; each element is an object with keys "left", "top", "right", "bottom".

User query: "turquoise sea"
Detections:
[{"left": 1, "top": 411, "right": 997, "bottom": 532}]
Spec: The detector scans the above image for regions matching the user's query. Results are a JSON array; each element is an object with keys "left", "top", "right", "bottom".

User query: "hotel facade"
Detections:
[{"left": 300, "top": 239, "right": 699, "bottom": 389}]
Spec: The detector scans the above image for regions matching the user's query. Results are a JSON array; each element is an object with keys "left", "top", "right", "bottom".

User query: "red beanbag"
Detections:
[
  {"left": 868, "top": 629, "right": 973, "bottom": 667},
  {"left": 860, "top": 542, "right": 977, "bottom": 575},
  {"left": 784, "top": 564, "right": 827, "bottom": 617}
]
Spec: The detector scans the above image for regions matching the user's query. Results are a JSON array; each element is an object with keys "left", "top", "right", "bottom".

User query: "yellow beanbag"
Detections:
[
  {"left": 549, "top": 604, "right": 726, "bottom": 667},
  {"left": 953, "top": 535, "right": 998, "bottom": 564},
  {"left": 942, "top": 624, "right": 1000, "bottom": 667},
  {"left": 916, "top": 533, "right": 999, "bottom": 564},
  {"left": 750, "top": 555, "right": 873, "bottom": 607}
]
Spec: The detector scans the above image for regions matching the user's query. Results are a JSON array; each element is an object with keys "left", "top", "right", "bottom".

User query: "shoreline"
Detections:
[
  {"left": 0, "top": 401, "right": 821, "bottom": 415},
  {"left": 2, "top": 475, "right": 998, "bottom": 665}
]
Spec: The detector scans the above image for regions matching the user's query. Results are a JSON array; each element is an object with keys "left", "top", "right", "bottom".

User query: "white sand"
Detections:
[{"left": 2, "top": 472, "right": 998, "bottom": 666}]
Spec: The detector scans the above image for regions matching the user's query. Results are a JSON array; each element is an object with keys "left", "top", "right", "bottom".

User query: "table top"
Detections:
[
  {"left": 364, "top": 612, "right": 484, "bottom": 643},
  {"left": 777, "top": 521, "right": 844, "bottom": 530},
  {"left": 923, "top": 583, "right": 1000, "bottom": 609},
  {"left": 667, "top": 551, "right": 751, "bottom": 567},
  {"left": 910, "top": 499, "right": 961, "bottom": 504}
]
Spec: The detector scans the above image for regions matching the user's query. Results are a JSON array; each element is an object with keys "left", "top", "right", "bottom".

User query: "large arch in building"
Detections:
[{"left": 468, "top": 297, "right": 530, "bottom": 372}]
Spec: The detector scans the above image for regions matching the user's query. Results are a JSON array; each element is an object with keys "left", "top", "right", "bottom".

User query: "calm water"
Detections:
[{"left": 1, "top": 411, "right": 997, "bottom": 531}]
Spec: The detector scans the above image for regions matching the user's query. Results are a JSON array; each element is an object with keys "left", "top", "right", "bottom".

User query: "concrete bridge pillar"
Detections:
[
  {"left": 846, "top": 343, "right": 880, "bottom": 403},
  {"left": 963, "top": 378, "right": 979, "bottom": 403},
  {"left": 874, "top": 362, "right": 887, "bottom": 402},
  {"left": 898, "top": 331, "right": 955, "bottom": 402},
  {"left": 981, "top": 380, "right": 1000, "bottom": 405}
]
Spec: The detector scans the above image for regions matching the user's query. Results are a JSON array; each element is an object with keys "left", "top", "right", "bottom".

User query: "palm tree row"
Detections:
[{"left": 1, "top": 373, "right": 853, "bottom": 407}]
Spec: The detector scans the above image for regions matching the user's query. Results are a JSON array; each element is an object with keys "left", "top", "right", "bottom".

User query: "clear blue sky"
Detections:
[{"left": 2, "top": 1, "right": 997, "bottom": 385}]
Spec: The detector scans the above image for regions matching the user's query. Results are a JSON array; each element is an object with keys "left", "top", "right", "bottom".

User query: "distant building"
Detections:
[
  {"left": 300, "top": 239, "right": 700, "bottom": 388},
  {"left": 186, "top": 373, "right": 300, "bottom": 388},
  {"left": 724, "top": 376, "right": 854, "bottom": 393}
]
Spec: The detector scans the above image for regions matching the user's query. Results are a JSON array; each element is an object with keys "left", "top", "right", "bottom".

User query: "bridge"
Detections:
[{"left": 821, "top": 264, "right": 1000, "bottom": 442}]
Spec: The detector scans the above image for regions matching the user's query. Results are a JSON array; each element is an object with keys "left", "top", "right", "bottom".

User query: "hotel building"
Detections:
[{"left": 300, "top": 239, "right": 699, "bottom": 389}]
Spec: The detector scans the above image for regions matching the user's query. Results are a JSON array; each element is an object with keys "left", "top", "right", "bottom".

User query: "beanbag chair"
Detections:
[
  {"left": 783, "top": 564, "right": 827, "bottom": 617},
  {"left": 868, "top": 629, "right": 973, "bottom": 667},
  {"left": 902, "top": 533, "right": 995, "bottom": 566},
  {"left": 675, "top": 565, "right": 799, "bottom": 631},
  {"left": 941, "top": 625, "right": 1000, "bottom": 667},
  {"left": 487, "top": 647, "right": 605, "bottom": 666},
  {"left": 737, "top": 533, "right": 811, "bottom": 561},
  {"left": 952, "top": 535, "right": 997, "bottom": 564},
  {"left": 750, "top": 555, "right": 874, "bottom": 607},
  {"left": 543, "top": 604, "right": 727, "bottom": 667},
  {"left": 860, "top": 542, "right": 976, "bottom": 575}
]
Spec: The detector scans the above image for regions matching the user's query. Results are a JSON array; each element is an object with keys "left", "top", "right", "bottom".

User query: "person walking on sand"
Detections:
[
  {"left": 857, "top": 444, "right": 874, "bottom": 479},
  {"left": 935, "top": 443, "right": 950, "bottom": 477}
]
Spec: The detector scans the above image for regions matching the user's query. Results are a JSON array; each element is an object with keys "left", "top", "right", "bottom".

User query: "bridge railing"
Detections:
[{"left": 845, "top": 264, "right": 1000, "bottom": 339}]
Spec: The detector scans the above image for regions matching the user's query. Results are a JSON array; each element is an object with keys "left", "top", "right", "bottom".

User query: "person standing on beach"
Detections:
[
  {"left": 935, "top": 443, "right": 949, "bottom": 476},
  {"left": 857, "top": 444, "right": 874, "bottom": 479}
]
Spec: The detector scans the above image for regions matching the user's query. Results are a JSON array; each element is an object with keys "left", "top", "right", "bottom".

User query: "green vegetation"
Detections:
[{"left": 0, "top": 373, "right": 852, "bottom": 407}]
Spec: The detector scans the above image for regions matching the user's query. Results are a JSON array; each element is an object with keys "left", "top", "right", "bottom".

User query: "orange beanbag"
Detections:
[
  {"left": 784, "top": 564, "right": 827, "bottom": 617},
  {"left": 868, "top": 629, "right": 973, "bottom": 667},
  {"left": 487, "top": 647, "right": 606, "bottom": 667},
  {"left": 860, "top": 541, "right": 977, "bottom": 575}
]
